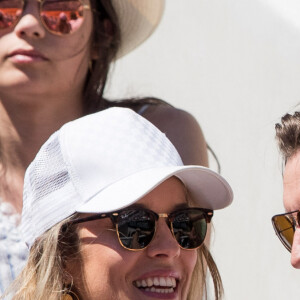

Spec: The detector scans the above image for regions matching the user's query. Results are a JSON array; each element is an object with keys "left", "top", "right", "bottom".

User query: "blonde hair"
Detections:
[
  {"left": 4, "top": 215, "right": 223, "bottom": 300},
  {"left": 186, "top": 181, "right": 223, "bottom": 300},
  {"left": 2, "top": 216, "right": 79, "bottom": 300},
  {"left": 187, "top": 244, "right": 223, "bottom": 300}
]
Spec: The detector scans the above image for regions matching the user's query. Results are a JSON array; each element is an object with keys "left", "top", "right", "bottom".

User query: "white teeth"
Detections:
[
  {"left": 172, "top": 277, "right": 176, "bottom": 287},
  {"left": 141, "top": 280, "right": 147, "bottom": 287},
  {"left": 134, "top": 276, "right": 177, "bottom": 290},
  {"left": 166, "top": 277, "right": 172, "bottom": 287},
  {"left": 146, "top": 278, "right": 153, "bottom": 286},
  {"left": 159, "top": 277, "right": 167, "bottom": 286},
  {"left": 145, "top": 287, "right": 175, "bottom": 294}
]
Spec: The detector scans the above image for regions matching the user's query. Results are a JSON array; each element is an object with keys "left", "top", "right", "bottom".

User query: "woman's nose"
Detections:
[
  {"left": 146, "top": 218, "right": 181, "bottom": 259},
  {"left": 291, "top": 228, "right": 300, "bottom": 268},
  {"left": 14, "top": 3, "right": 46, "bottom": 39}
]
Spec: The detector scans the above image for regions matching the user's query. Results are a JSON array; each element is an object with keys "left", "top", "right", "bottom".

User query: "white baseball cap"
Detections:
[{"left": 22, "top": 107, "right": 233, "bottom": 248}]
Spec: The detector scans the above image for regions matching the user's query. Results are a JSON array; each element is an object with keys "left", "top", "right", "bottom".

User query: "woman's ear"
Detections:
[{"left": 62, "top": 270, "right": 74, "bottom": 286}]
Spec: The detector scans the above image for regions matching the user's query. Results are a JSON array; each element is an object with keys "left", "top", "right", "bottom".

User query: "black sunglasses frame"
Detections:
[
  {"left": 272, "top": 210, "right": 300, "bottom": 252},
  {"left": 65, "top": 207, "right": 213, "bottom": 251}
]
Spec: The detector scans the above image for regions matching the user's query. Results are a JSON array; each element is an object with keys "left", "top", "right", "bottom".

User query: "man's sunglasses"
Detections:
[
  {"left": 272, "top": 210, "right": 300, "bottom": 252},
  {"left": 66, "top": 207, "right": 213, "bottom": 251},
  {"left": 0, "top": 0, "right": 90, "bottom": 35}
]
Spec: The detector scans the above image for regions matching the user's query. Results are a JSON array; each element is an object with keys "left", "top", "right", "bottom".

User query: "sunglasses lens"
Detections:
[
  {"left": 172, "top": 209, "right": 207, "bottom": 249},
  {"left": 0, "top": 0, "right": 23, "bottom": 30},
  {"left": 273, "top": 215, "right": 294, "bottom": 251},
  {"left": 117, "top": 210, "right": 156, "bottom": 250},
  {"left": 41, "top": 0, "right": 85, "bottom": 34}
]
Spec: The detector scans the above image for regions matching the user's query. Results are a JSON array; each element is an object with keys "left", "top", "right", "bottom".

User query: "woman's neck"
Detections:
[{"left": 0, "top": 94, "right": 83, "bottom": 213}]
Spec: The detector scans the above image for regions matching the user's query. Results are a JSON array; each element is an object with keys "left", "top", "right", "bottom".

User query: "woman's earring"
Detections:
[
  {"left": 89, "top": 60, "right": 93, "bottom": 72},
  {"left": 62, "top": 294, "right": 73, "bottom": 300},
  {"left": 61, "top": 290, "right": 79, "bottom": 300}
]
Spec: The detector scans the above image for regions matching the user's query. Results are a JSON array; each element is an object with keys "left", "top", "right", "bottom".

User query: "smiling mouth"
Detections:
[{"left": 133, "top": 276, "right": 177, "bottom": 294}]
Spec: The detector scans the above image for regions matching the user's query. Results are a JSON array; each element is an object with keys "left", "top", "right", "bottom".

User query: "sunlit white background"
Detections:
[{"left": 106, "top": 0, "right": 300, "bottom": 298}]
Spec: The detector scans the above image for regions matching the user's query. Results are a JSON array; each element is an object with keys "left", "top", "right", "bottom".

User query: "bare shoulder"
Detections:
[{"left": 142, "top": 104, "right": 208, "bottom": 166}]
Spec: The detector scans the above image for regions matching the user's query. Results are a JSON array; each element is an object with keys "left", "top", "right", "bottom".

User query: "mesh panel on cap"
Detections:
[
  {"left": 29, "top": 139, "right": 70, "bottom": 200},
  {"left": 22, "top": 133, "right": 79, "bottom": 248}
]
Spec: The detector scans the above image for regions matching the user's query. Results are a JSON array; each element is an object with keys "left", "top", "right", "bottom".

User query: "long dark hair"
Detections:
[
  {"left": 83, "top": 0, "right": 121, "bottom": 113},
  {"left": 82, "top": 1, "right": 174, "bottom": 117}
]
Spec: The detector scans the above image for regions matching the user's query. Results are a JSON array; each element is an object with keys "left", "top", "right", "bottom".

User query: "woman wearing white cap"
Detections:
[
  {"left": 3, "top": 108, "right": 233, "bottom": 300},
  {"left": 0, "top": 0, "right": 209, "bottom": 292}
]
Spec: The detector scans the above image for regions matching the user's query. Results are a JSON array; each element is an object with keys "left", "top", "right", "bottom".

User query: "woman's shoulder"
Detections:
[
  {"left": 106, "top": 98, "right": 208, "bottom": 166},
  {"left": 142, "top": 102, "right": 208, "bottom": 166}
]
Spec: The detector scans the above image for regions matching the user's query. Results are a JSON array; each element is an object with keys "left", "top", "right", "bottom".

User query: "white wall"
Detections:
[{"left": 105, "top": 0, "right": 300, "bottom": 299}]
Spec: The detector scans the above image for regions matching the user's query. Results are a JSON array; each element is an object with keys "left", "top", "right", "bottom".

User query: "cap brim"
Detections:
[{"left": 75, "top": 166, "right": 233, "bottom": 213}]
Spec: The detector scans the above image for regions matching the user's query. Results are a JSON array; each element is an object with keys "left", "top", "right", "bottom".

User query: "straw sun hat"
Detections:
[{"left": 111, "top": 0, "right": 165, "bottom": 57}]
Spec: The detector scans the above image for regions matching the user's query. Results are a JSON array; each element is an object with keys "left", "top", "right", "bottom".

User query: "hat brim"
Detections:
[
  {"left": 75, "top": 166, "right": 233, "bottom": 213},
  {"left": 112, "top": 0, "right": 165, "bottom": 58}
]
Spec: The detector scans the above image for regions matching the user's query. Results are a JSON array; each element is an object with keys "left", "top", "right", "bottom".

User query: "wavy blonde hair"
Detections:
[{"left": 1, "top": 216, "right": 79, "bottom": 300}]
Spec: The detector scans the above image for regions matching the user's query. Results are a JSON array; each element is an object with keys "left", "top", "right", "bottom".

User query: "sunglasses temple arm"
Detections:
[
  {"left": 65, "top": 213, "right": 111, "bottom": 227},
  {"left": 206, "top": 211, "right": 213, "bottom": 223}
]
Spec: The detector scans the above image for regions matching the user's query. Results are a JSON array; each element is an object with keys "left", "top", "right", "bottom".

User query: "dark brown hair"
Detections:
[
  {"left": 81, "top": 1, "right": 169, "bottom": 114},
  {"left": 275, "top": 111, "right": 300, "bottom": 161},
  {"left": 82, "top": 0, "right": 121, "bottom": 113}
]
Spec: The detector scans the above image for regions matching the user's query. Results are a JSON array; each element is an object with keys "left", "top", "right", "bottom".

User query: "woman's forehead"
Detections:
[{"left": 134, "top": 177, "right": 188, "bottom": 212}]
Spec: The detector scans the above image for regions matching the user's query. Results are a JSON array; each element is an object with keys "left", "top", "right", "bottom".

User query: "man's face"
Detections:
[{"left": 283, "top": 150, "right": 300, "bottom": 268}]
